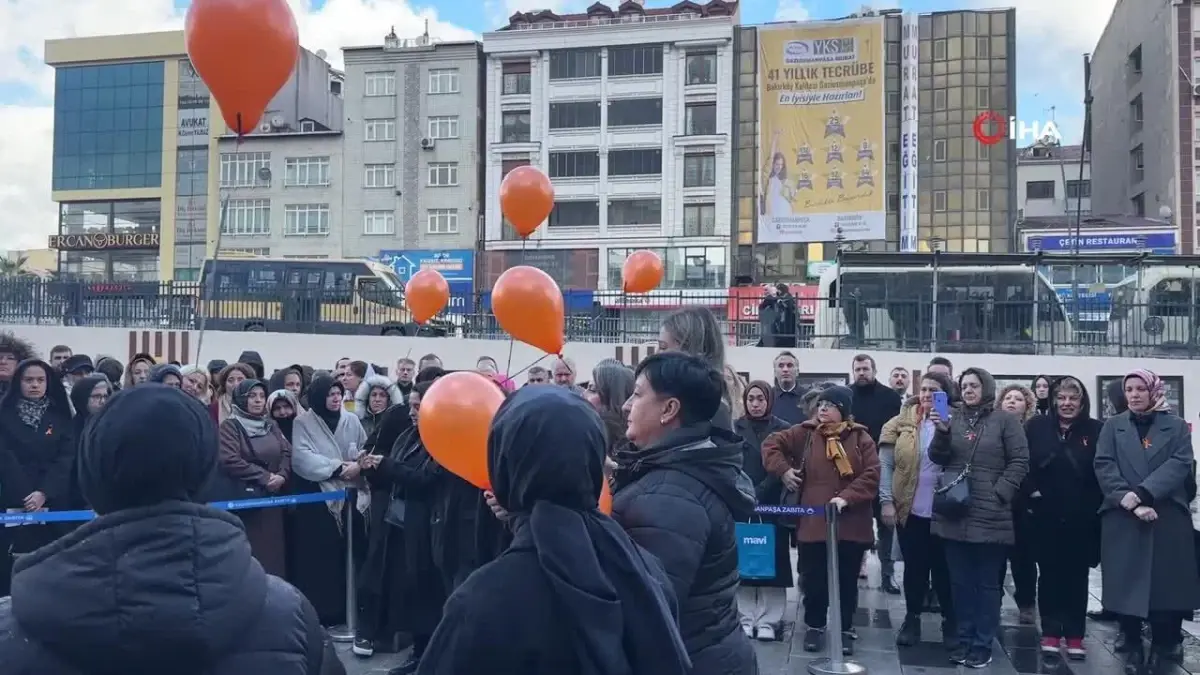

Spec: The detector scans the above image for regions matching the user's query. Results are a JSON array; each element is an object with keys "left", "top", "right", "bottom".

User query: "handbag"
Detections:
[
  {"left": 384, "top": 489, "right": 406, "bottom": 528},
  {"left": 932, "top": 420, "right": 983, "bottom": 520},
  {"left": 735, "top": 520, "right": 776, "bottom": 579}
]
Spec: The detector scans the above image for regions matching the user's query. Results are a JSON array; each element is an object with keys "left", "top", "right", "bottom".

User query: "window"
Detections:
[
  {"left": 284, "top": 204, "right": 329, "bottom": 236},
  {"left": 300, "top": 120, "right": 317, "bottom": 132},
  {"left": 886, "top": 42, "right": 900, "bottom": 63},
  {"left": 1131, "top": 192, "right": 1145, "bottom": 216},
  {"left": 1131, "top": 94, "right": 1143, "bottom": 127},
  {"left": 427, "top": 116, "right": 459, "bottom": 139},
  {"left": 608, "top": 45, "right": 663, "bottom": 76},
  {"left": 365, "top": 71, "right": 395, "bottom": 97},
  {"left": 548, "top": 151, "right": 600, "bottom": 178},
  {"left": 888, "top": 192, "right": 899, "bottom": 212},
  {"left": 428, "top": 69, "right": 459, "bottom": 94},
  {"left": 685, "top": 103, "right": 717, "bottom": 135},
  {"left": 501, "top": 111, "right": 531, "bottom": 143},
  {"left": 684, "top": 153, "right": 716, "bottom": 187},
  {"left": 428, "top": 162, "right": 459, "bottom": 186},
  {"left": 933, "top": 89, "right": 947, "bottom": 110},
  {"left": 933, "top": 139, "right": 947, "bottom": 162},
  {"left": 363, "top": 211, "right": 395, "bottom": 235},
  {"left": 220, "top": 152, "right": 270, "bottom": 187},
  {"left": 977, "top": 37, "right": 990, "bottom": 58},
  {"left": 1128, "top": 45, "right": 1142, "bottom": 74},
  {"left": 1066, "top": 180, "right": 1091, "bottom": 199},
  {"left": 502, "top": 158, "right": 530, "bottom": 176},
  {"left": 365, "top": 118, "right": 395, "bottom": 141},
  {"left": 548, "top": 101, "right": 601, "bottom": 129},
  {"left": 608, "top": 149, "right": 662, "bottom": 176},
  {"left": 977, "top": 143, "right": 990, "bottom": 159},
  {"left": 284, "top": 156, "right": 330, "bottom": 186},
  {"left": 888, "top": 142, "right": 900, "bottom": 162},
  {"left": 1026, "top": 180, "right": 1055, "bottom": 199},
  {"left": 976, "top": 87, "right": 990, "bottom": 108},
  {"left": 608, "top": 199, "right": 661, "bottom": 226},
  {"left": 605, "top": 246, "right": 725, "bottom": 290},
  {"left": 886, "top": 91, "right": 900, "bottom": 113},
  {"left": 364, "top": 164, "right": 395, "bottom": 188},
  {"left": 683, "top": 203, "right": 716, "bottom": 236},
  {"left": 607, "top": 98, "right": 662, "bottom": 127},
  {"left": 222, "top": 199, "right": 270, "bottom": 236},
  {"left": 502, "top": 61, "right": 531, "bottom": 94},
  {"left": 427, "top": 209, "right": 459, "bottom": 234},
  {"left": 549, "top": 48, "right": 601, "bottom": 79},
  {"left": 933, "top": 39, "right": 947, "bottom": 59},
  {"left": 685, "top": 52, "right": 716, "bottom": 84},
  {"left": 933, "top": 190, "right": 947, "bottom": 212},
  {"left": 548, "top": 201, "right": 600, "bottom": 227},
  {"left": 976, "top": 189, "right": 990, "bottom": 210},
  {"left": 219, "top": 247, "right": 270, "bottom": 256}
]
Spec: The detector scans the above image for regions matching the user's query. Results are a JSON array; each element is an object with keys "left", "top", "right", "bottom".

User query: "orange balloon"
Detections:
[
  {"left": 499, "top": 166, "right": 554, "bottom": 237},
  {"left": 419, "top": 372, "right": 505, "bottom": 490},
  {"left": 492, "top": 266, "right": 564, "bottom": 354},
  {"left": 185, "top": 0, "right": 299, "bottom": 135},
  {"left": 405, "top": 269, "right": 450, "bottom": 324},
  {"left": 599, "top": 481, "right": 613, "bottom": 515},
  {"left": 622, "top": 250, "right": 665, "bottom": 293}
]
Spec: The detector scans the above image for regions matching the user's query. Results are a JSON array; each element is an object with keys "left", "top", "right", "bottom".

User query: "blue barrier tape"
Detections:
[
  {"left": 753, "top": 504, "right": 826, "bottom": 517},
  {"left": 0, "top": 489, "right": 348, "bottom": 525}
]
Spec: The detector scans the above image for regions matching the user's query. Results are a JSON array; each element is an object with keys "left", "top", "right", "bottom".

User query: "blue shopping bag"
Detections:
[{"left": 735, "top": 521, "right": 776, "bottom": 579}]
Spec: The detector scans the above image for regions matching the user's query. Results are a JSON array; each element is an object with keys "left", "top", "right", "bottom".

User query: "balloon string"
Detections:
[
  {"left": 504, "top": 235, "right": 530, "bottom": 376},
  {"left": 194, "top": 132, "right": 242, "bottom": 365},
  {"left": 507, "top": 353, "right": 553, "bottom": 380}
]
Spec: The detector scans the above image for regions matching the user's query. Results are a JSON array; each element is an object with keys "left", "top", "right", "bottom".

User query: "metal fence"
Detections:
[{"left": 3, "top": 278, "right": 1200, "bottom": 359}]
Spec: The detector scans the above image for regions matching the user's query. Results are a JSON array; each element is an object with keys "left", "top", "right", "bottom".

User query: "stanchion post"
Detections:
[
  {"left": 807, "top": 506, "right": 867, "bottom": 675},
  {"left": 328, "top": 488, "right": 357, "bottom": 643}
]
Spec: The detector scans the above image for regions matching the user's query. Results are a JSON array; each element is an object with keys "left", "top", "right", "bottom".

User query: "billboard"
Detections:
[
  {"left": 1022, "top": 230, "right": 1177, "bottom": 254},
  {"left": 757, "top": 18, "right": 886, "bottom": 244},
  {"left": 899, "top": 14, "right": 919, "bottom": 251},
  {"left": 378, "top": 249, "right": 475, "bottom": 314}
]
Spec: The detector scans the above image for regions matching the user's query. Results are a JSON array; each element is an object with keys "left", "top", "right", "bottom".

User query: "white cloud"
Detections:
[
  {"left": 0, "top": 0, "right": 475, "bottom": 253},
  {"left": 774, "top": 0, "right": 809, "bottom": 22}
]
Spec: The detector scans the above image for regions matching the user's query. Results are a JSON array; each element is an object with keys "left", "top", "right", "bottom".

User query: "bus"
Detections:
[
  {"left": 1107, "top": 266, "right": 1200, "bottom": 357},
  {"left": 813, "top": 263, "right": 1073, "bottom": 354},
  {"left": 196, "top": 255, "right": 448, "bottom": 336}
]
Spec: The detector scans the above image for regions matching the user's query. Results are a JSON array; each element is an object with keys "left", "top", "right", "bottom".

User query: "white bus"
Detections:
[
  {"left": 1107, "top": 266, "right": 1200, "bottom": 357},
  {"left": 813, "top": 263, "right": 1074, "bottom": 354}
]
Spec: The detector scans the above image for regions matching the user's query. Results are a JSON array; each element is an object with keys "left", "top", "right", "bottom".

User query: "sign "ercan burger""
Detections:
[{"left": 48, "top": 233, "right": 160, "bottom": 250}]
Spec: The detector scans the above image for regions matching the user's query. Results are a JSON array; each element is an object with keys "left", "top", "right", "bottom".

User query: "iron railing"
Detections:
[{"left": 2, "top": 278, "right": 1200, "bottom": 358}]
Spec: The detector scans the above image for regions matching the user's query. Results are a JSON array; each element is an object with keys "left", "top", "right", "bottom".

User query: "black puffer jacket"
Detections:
[
  {"left": 0, "top": 501, "right": 345, "bottom": 675},
  {"left": 611, "top": 424, "right": 758, "bottom": 675}
]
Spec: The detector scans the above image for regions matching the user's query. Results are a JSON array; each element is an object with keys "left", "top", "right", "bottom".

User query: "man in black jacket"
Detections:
[
  {"left": 849, "top": 354, "right": 903, "bottom": 594},
  {"left": 0, "top": 384, "right": 345, "bottom": 675}
]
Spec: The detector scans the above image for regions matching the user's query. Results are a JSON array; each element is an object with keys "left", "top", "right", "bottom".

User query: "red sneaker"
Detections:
[
  {"left": 1039, "top": 636, "right": 1061, "bottom": 655},
  {"left": 1065, "top": 638, "right": 1085, "bottom": 660}
]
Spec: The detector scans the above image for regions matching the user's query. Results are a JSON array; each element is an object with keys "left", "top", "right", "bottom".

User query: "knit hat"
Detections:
[{"left": 817, "top": 385, "right": 854, "bottom": 417}]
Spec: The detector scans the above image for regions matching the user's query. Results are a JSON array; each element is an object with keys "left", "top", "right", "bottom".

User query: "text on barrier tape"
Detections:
[
  {"left": 0, "top": 490, "right": 348, "bottom": 525},
  {"left": 753, "top": 504, "right": 825, "bottom": 516}
]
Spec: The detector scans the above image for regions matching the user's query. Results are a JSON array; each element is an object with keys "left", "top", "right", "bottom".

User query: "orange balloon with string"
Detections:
[
  {"left": 491, "top": 266, "right": 564, "bottom": 355},
  {"left": 499, "top": 166, "right": 554, "bottom": 237},
  {"left": 185, "top": 0, "right": 299, "bottom": 135},
  {"left": 419, "top": 372, "right": 506, "bottom": 490},
  {"left": 405, "top": 269, "right": 450, "bottom": 324},
  {"left": 622, "top": 250, "right": 665, "bottom": 293}
]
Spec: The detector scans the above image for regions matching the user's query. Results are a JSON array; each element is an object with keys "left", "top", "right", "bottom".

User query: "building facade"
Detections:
[
  {"left": 731, "top": 9, "right": 1017, "bottom": 284},
  {"left": 45, "top": 31, "right": 342, "bottom": 281},
  {"left": 1015, "top": 142, "right": 1090, "bottom": 220},
  {"left": 481, "top": 0, "right": 738, "bottom": 318},
  {"left": 340, "top": 31, "right": 485, "bottom": 273},
  {"left": 1089, "top": 0, "right": 1193, "bottom": 252}
]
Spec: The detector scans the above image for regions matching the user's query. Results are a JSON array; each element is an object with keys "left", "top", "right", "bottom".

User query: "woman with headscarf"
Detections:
[
  {"left": 732, "top": 380, "right": 792, "bottom": 641},
  {"left": 218, "top": 379, "right": 292, "bottom": 577},
  {"left": 66, "top": 375, "right": 111, "bottom": 510},
  {"left": 1095, "top": 369, "right": 1199, "bottom": 670},
  {"left": 290, "top": 374, "right": 369, "bottom": 627},
  {"left": 269, "top": 389, "right": 299, "bottom": 444},
  {"left": 1030, "top": 375, "right": 1053, "bottom": 415},
  {"left": 0, "top": 358, "right": 75, "bottom": 595},
  {"left": 417, "top": 385, "right": 691, "bottom": 675},
  {"left": 148, "top": 363, "right": 183, "bottom": 389},
  {"left": 354, "top": 373, "right": 404, "bottom": 440},
  {"left": 123, "top": 352, "right": 154, "bottom": 388},
  {"left": 268, "top": 365, "right": 305, "bottom": 402}
]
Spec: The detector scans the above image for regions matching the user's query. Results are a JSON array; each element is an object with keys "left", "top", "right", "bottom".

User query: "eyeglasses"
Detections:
[{"left": 89, "top": 394, "right": 108, "bottom": 402}]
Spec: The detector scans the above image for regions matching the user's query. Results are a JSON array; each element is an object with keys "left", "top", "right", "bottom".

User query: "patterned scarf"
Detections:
[
  {"left": 1126, "top": 369, "right": 1170, "bottom": 413},
  {"left": 16, "top": 396, "right": 49, "bottom": 429},
  {"left": 817, "top": 421, "right": 855, "bottom": 477}
]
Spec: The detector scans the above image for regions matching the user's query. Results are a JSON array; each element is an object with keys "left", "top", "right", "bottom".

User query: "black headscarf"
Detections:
[
  {"left": 306, "top": 374, "right": 343, "bottom": 434},
  {"left": 488, "top": 386, "right": 690, "bottom": 675},
  {"left": 69, "top": 375, "right": 110, "bottom": 434},
  {"left": 148, "top": 363, "right": 182, "bottom": 384},
  {"left": 78, "top": 384, "right": 217, "bottom": 515}
]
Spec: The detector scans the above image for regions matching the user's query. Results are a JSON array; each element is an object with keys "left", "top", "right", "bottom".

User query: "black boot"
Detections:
[
  {"left": 895, "top": 615, "right": 921, "bottom": 647},
  {"left": 881, "top": 574, "right": 901, "bottom": 595},
  {"left": 388, "top": 655, "right": 421, "bottom": 675}
]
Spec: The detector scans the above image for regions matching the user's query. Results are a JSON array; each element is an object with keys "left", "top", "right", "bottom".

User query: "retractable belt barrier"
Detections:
[
  {"left": 752, "top": 504, "right": 825, "bottom": 517},
  {"left": 0, "top": 489, "right": 348, "bottom": 526}
]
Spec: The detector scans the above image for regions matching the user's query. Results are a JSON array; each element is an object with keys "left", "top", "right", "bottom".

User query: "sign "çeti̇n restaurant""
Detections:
[{"left": 48, "top": 233, "right": 160, "bottom": 250}]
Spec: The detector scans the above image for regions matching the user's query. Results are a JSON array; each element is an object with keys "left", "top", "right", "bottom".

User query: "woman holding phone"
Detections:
[{"left": 878, "top": 371, "right": 957, "bottom": 650}]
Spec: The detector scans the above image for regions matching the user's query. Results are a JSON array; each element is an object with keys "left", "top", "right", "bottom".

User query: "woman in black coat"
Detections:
[
  {"left": 66, "top": 375, "right": 112, "bottom": 510},
  {"left": 732, "top": 380, "right": 792, "bottom": 641}
]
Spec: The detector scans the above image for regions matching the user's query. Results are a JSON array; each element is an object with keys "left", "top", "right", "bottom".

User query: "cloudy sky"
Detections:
[{"left": 0, "top": 0, "right": 1115, "bottom": 250}]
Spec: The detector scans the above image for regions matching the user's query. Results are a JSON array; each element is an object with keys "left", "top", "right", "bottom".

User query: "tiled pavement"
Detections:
[{"left": 338, "top": 552, "right": 1200, "bottom": 674}]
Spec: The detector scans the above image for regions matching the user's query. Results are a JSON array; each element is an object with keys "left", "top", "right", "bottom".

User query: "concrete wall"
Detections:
[{"left": 22, "top": 324, "right": 1200, "bottom": 428}]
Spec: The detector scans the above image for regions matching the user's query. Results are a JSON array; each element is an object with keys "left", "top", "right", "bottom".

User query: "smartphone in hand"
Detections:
[{"left": 932, "top": 391, "right": 951, "bottom": 420}]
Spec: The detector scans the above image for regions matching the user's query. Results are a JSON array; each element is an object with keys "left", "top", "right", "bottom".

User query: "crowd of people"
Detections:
[{"left": 0, "top": 303, "right": 1193, "bottom": 674}]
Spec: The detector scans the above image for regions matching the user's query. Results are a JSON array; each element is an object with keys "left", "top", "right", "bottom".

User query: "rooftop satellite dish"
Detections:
[
  {"left": 257, "top": 166, "right": 272, "bottom": 182},
  {"left": 316, "top": 49, "right": 328, "bottom": 61}
]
